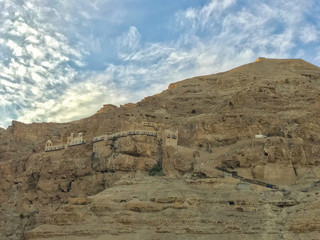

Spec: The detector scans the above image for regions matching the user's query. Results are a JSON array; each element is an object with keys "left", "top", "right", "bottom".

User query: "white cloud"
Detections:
[
  {"left": 300, "top": 25, "right": 318, "bottom": 43},
  {"left": 25, "top": 35, "right": 40, "bottom": 44},
  {"left": 0, "top": 0, "right": 86, "bottom": 127},
  {"left": 7, "top": 40, "right": 23, "bottom": 56},
  {"left": 176, "top": 0, "right": 236, "bottom": 30},
  {"left": 123, "top": 43, "right": 175, "bottom": 62},
  {"left": 25, "top": 44, "right": 44, "bottom": 59},
  {"left": 44, "top": 35, "right": 60, "bottom": 49},
  {"left": 117, "top": 26, "right": 141, "bottom": 58},
  {"left": 17, "top": 73, "right": 127, "bottom": 124}
]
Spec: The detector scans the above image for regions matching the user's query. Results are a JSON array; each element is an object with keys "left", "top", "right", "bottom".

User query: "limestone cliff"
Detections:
[{"left": 1, "top": 58, "right": 320, "bottom": 239}]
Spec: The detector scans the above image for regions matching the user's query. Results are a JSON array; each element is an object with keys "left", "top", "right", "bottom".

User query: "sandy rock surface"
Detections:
[{"left": 1, "top": 58, "right": 320, "bottom": 239}]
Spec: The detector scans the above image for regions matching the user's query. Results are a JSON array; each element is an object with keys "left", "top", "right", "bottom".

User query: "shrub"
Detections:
[{"left": 149, "top": 165, "right": 162, "bottom": 176}]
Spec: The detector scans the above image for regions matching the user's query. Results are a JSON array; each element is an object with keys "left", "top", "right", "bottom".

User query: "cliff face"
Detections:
[{"left": 1, "top": 58, "right": 320, "bottom": 239}]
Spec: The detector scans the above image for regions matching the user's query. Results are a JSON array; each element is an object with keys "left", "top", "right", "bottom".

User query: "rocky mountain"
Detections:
[{"left": 1, "top": 58, "right": 320, "bottom": 239}]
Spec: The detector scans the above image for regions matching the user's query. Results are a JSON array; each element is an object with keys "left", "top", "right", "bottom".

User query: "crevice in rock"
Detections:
[
  {"left": 27, "top": 173, "right": 40, "bottom": 191},
  {"left": 292, "top": 165, "right": 298, "bottom": 177},
  {"left": 123, "top": 152, "right": 141, "bottom": 157}
]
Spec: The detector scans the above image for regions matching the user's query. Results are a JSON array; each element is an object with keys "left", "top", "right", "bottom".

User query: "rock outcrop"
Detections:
[{"left": 1, "top": 58, "right": 320, "bottom": 239}]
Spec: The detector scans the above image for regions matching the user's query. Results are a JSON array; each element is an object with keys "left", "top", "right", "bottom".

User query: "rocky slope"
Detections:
[{"left": 1, "top": 58, "right": 320, "bottom": 239}]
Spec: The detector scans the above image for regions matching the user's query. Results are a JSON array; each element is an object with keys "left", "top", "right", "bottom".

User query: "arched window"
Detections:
[{"left": 46, "top": 140, "right": 53, "bottom": 148}]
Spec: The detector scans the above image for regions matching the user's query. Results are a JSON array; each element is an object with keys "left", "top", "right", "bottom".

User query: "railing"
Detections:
[
  {"left": 67, "top": 140, "right": 86, "bottom": 147},
  {"left": 46, "top": 130, "right": 158, "bottom": 153},
  {"left": 93, "top": 130, "right": 157, "bottom": 142},
  {"left": 45, "top": 145, "right": 65, "bottom": 152},
  {"left": 45, "top": 141, "right": 86, "bottom": 152}
]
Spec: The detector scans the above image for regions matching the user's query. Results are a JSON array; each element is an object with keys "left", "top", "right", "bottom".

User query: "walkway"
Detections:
[
  {"left": 216, "top": 167, "right": 282, "bottom": 190},
  {"left": 93, "top": 130, "right": 157, "bottom": 142}
]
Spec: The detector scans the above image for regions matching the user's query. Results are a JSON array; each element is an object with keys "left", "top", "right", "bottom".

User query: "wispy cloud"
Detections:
[
  {"left": 117, "top": 26, "right": 141, "bottom": 58},
  {"left": 176, "top": 0, "right": 236, "bottom": 31},
  {"left": 17, "top": 74, "right": 127, "bottom": 123},
  {"left": 0, "top": 0, "right": 86, "bottom": 127}
]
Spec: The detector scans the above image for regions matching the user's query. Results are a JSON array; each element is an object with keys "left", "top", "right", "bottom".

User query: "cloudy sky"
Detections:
[{"left": 0, "top": 0, "right": 319, "bottom": 128}]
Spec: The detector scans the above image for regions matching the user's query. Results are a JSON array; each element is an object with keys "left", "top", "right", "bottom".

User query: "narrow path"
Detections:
[
  {"left": 215, "top": 167, "right": 287, "bottom": 191},
  {"left": 93, "top": 130, "right": 157, "bottom": 142}
]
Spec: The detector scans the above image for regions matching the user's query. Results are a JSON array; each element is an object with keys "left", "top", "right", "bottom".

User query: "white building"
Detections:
[{"left": 67, "top": 132, "right": 85, "bottom": 147}]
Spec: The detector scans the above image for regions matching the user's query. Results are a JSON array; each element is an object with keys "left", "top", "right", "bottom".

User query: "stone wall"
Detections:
[
  {"left": 45, "top": 140, "right": 65, "bottom": 152},
  {"left": 47, "top": 128, "right": 177, "bottom": 155},
  {"left": 45, "top": 140, "right": 53, "bottom": 151},
  {"left": 163, "top": 129, "right": 178, "bottom": 147},
  {"left": 67, "top": 133, "right": 85, "bottom": 146},
  {"left": 92, "top": 130, "right": 158, "bottom": 154},
  {"left": 45, "top": 132, "right": 85, "bottom": 152}
]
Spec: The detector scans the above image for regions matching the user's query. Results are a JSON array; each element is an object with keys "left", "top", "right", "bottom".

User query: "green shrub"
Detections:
[{"left": 149, "top": 165, "right": 162, "bottom": 176}]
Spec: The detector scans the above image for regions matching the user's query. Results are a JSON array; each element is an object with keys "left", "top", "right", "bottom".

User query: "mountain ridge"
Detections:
[{"left": 1, "top": 58, "right": 320, "bottom": 239}]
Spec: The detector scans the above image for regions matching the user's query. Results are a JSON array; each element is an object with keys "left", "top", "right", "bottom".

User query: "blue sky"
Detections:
[{"left": 0, "top": 0, "right": 320, "bottom": 128}]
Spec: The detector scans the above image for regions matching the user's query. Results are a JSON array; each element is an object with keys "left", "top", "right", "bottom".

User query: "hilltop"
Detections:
[{"left": 1, "top": 58, "right": 320, "bottom": 239}]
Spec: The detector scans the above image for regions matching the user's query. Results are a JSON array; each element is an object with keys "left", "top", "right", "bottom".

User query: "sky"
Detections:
[{"left": 0, "top": 0, "right": 320, "bottom": 128}]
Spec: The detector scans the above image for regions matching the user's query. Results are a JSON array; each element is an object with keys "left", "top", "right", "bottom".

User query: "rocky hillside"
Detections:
[{"left": 1, "top": 58, "right": 320, "bottom": 239}]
